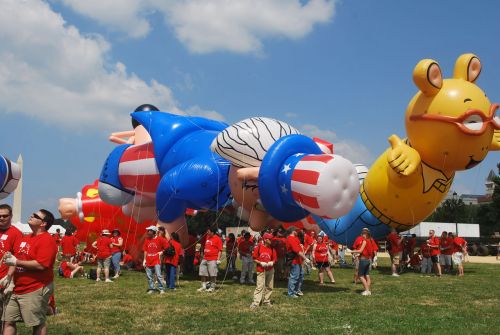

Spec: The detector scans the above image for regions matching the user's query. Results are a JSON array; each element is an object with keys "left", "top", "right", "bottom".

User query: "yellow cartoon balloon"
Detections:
[{"left": 315, "top": 54, "right": 499, "bottom": 245}]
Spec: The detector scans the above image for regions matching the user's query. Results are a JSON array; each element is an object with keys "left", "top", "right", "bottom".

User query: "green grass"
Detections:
[{"left": 24, "top": 259, "right": 500, "bottom": 334}]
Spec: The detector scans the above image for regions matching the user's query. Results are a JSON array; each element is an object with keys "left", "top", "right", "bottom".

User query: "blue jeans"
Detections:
[
  {"left": 145, "top": 264, "right": 164, "bottom": 291},
  {"left": 111, "top": 252, "right": 121, "bottom": 274},
  {"left": 165, "top": 263, "right": 177, "bottom": 289},
  {"left": 287, "top": 264, "right": 304, "bottom": 296}
]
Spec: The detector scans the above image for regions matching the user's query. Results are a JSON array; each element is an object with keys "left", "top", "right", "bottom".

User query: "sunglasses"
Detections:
[
  {"left": 409, "top": 104, "right": 500, "bottom": 135},
  {"left": 31, "top": 213, "right": 45, "bottom": 221},
  {"left": 0, "top": 214, "right": 10, "bottom": 219}
]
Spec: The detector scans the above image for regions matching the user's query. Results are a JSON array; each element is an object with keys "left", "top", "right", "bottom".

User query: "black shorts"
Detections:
[
  {"left": 358, "top": 259, "right": 371, "bottom": 277},
  {"left": 431, "top": 255, "right": 439, "bottom": 263},
  {"left": 316, "top": 262, "right": 330, "bottom": 269}
]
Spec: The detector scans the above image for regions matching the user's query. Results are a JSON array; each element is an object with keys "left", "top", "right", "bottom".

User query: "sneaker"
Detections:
[
  {"left": 391, "top": 273, "right": 400, "bottom": 277},
  {"left": 296, "top": 291, "right": 304, "bottom": 296},
  {"left": 249, "top": 303, "right": 258, "bottom": 309},
  {"left": 288, "top": 294, "right": 299, "bottom": 298},
  {"left": 262, "top": 302, "right": 272, "bottom": 307},
  {"left": 105, "top": 279, "right": 113, "bottom": 283},
  {"left": 147, "top": 290, "right": 154, "bottom": 294},
  {"left": 112, "top": 274, "right": 119, "bottom": 279},
  {"left": 361, "top": 290, "right": 372, "bottom": 296},
  {"left": 197, "top": 287, "right": 206, "bottom": 292},
  {"left": 95, "top": 278, "right": 101, "bottom": 282},
  {"left": 159, "top": 290, "right": 165, "bottom": 295},
  {"left": 206, "top": 287, "right": 215, "bottom": 292}
]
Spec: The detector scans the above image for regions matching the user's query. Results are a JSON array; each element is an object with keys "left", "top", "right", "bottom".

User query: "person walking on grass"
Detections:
[
  {"left": 110, "top": 229, "right": 123, "bottom": 279},
  {"left": 351, "top": 228, "right": 374, "bottom": 296},
  {"left": 142, "top": 226, "right": 167, "bottom": 294},
  {"left": 3, "top": 209, "right": 57, "bottom": 335},
  {"left": 427, "top": 230, "right": 442, "bottom": 277},
  {"left": 250, "top": 233, "right": 277, "bottom": 309},
  {"left": 450, "top": 233, "right": 467, "bottom": 277},
  {"left": 238, "top": 232, "right": 255, "bottom": 285},
  {"left": 92, "top": 229, "right": 113, "bottom": 283},
  {"left": 286, "top": 227, "right": 310, "bottom": 298},
  {"left": 197, "top": 227, "right": 222, "bottom": 292},
  {"left": 312, "top": 235, "right": 335, "bottom": 285},
  {"left": 386, "top": 228, "right": 403, "bottom": 277},
  {"left": 164, "top": 232, "right": 183, "bottom": 290}
]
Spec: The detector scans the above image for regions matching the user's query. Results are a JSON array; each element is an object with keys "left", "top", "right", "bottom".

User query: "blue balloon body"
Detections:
[
  {"left": 313, "top": 195, "right": 390, "bottom": 247},
  {"left": 0, "top": 155, "right": 8, "bottom": 190},
  {"left": 99, "top": 111, "right": 232, "bottom": 223}
]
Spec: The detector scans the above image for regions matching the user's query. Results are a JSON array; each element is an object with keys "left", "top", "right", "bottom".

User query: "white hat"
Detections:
[
  {"left": 146, "top": 225, "right": 158, "bottom": 232},
  {"left": 101, "top": 229, "right": 111, "bottom": 235}
]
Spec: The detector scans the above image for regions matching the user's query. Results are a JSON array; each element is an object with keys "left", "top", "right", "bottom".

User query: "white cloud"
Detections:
[
  {"left": 185, "top": 106, "right": 225, "bottom": 122},
  {"left": 300, "top": 124, "right": 374, "bottom": 165},
  {"left": 285, "top": 112, "right": 298, "bottom": 118},
  {"left": 0, "top": 0, "right": 185, "bottom": 131},
  {"left": 56, "top": 0, "right": 336, "bottom": 54}
]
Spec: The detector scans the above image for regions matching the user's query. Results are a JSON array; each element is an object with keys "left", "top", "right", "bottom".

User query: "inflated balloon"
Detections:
[
  {"left": 211, "top": 117, "right": 360, "bottom": 231},
  {"left": 315, "top": 54, "right": 500, "bottom": 245},
  {"left": 0, "top": 154, "right": 20, "bottom": 200}
]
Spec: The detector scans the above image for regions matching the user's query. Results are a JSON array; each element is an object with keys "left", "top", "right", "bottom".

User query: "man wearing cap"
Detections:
[
  {"left": 92, "top": 229, "right": 113, "bottom": 282},
  {"left": 142, "top": 226, "right": 167, "bottom": 294},
  {"left": 198, "top": 227, "right": 222, "bottom": 292},
  {"left": 110, "top": 229, "right": 123, "bottom": 279},
  {"left": 286, "top": 227, "right": 311, "bottom": 298},
  {"left": 250, "top": 233, "right": 277, "bottom": 308}
]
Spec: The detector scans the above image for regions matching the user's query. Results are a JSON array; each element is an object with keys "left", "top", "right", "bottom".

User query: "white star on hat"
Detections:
[{"left": 281, "top": 164, "right": 291, "bottom": 174}]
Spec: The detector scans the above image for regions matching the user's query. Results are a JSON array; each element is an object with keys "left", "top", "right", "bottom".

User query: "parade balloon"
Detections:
[{"left": 0, "top": 154, "right": 20, "bottom": 200}]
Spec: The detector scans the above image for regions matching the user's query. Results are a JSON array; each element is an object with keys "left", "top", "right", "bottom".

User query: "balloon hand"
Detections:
[{"left": 387, "top": 135, "right": 421, "bottom": 176}]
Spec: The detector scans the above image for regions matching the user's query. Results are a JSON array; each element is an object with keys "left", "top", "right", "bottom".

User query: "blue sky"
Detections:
[{"left": 0, "top": 0, "right": 498, "bottom": 221}]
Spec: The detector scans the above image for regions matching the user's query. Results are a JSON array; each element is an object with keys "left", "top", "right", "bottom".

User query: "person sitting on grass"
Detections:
[
  {"left": 120, "top": 250, "right": 135, "bottom": 270},
  {"left": 351, "top": 228, "right": 374, "bottom": 296},
  {"left": 312, "top": 235, "right": 335, "bottom": 285},
  {"left": 92, "top": 229, "right": 113, "bottom": 283},
  {"left": 59, "top": 257, "right": 85, "bottom": 278},
  {"left": 250, "top": 233, "right": 277, "bottom": 309}
]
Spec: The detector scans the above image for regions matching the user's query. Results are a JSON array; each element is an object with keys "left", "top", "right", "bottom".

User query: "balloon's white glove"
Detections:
[
  {"left": 4, "top": 254, "right": 17, "bottom": 266},
  {"left": 0, "top": 275, "right": 11, "bottom": 288}
]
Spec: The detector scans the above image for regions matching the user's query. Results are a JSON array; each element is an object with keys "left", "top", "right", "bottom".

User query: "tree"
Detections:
[
  {"left": 476, "top": 163, "right": 500, "bottom": 236},
  {"left": 427, "top": 197, "right": 467, "bottom": 222}
]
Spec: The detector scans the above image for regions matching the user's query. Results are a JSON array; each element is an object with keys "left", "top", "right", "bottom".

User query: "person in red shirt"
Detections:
[
  {"left": 352, "top": 228, "right": 374, "bottom": 296},
  {"left": 450, "top": 232, "right": 467, "bottom": 276},
  {"left": 386, "top": 229, "right": 403, "bottom": 277},
  {"left": 3, "top": 209, "right": 57, "bottom": 335},
  {"left": 420, "top": 241, "right": 432, "bottom": 274},
  {"left": 0, "top": 204, "right": 23, "bottom": 318},
  {"left": 110, "top": 229, "right": 124, "bottom": 279},
  {"left": 271, "top": 230, "right": 287, "bottom": 281},
  {"left": 61, "top": 230, "right": 79, "bottom": 261},
  {"left": 439, "top": 231, "right": 453, "bottom": 273},
  {"left": 250, "top": 233, "right": 277, "bottom": 309},
  {"left": 286, "top": 227, "right": 310, "bottom": 297},
  {"left": 120, "top": 250, "right": 134, "bottom": 270},
  {"left": 142, "top": 225, "right": 167, "bottom": 293},
  {"left": 238, "top": 232, "right": 255, "bottom": 285},
  {"left": 225, "top": 233, "right": 237, "bottom": 277},
  {"left": 92, "top": 229, "right": 113, "bottom": 282},
  {"left": 427, "top": 230, "right": 442, "bottom": 277},
  {"left": 59, "top": 257, "right": 84, "bottom": 278},
  {"left": 164, "top": 232, "right": 184, "bottom": 290},
  {"left": 303, "top": 231, "right": 315, "bottom": 275},
  {"left": 312, "top": 235, "right": 335, "bottom": 284},
  {"left": 53, "top": 228, "right": 61, "bottom": 253},
  {"left": 328, "top": 239, "right": 339, "bottom": 265},
  {"left": 198, "top": 227, "right": 223, "bottom": 292},
  {"left": 409, "top": 253, "right": 422, "bottom": 272}
]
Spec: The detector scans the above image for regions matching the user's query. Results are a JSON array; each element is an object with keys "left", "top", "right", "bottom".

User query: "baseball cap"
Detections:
[
  {"left": 263, "top": 233, "right": 274, "bottom": 240},
  {"left": 146, "top": 225, "right": 158, "bottom": 232},
  {"left": 101, "top": 229, "right": 111, "bottom": 235}
]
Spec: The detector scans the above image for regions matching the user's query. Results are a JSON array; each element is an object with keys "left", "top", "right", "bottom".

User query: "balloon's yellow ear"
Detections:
[
  {"left": 453, "top": 53, "right": 481, "bottom": 83},
  {"left": 413, "top": 59, "right": 442, "bottom": 96}
]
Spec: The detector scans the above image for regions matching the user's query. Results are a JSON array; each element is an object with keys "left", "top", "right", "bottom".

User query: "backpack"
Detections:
[
  {"left": 163, "top": 243, "right": 176, "bottom": 257},
  {"left": 57, "top": 265, "right": 64, "bottom": 277},
  {"left": 87, "top": 269, "right": 97, "bottom": 280}
]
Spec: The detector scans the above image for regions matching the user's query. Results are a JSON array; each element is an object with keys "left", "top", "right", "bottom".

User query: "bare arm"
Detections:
[{"left": 15, "top": 259, "right": 46, "bottom": 271}]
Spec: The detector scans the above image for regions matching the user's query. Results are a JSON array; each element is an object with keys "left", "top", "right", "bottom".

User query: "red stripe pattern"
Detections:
[{"left": 119, "top": 143, "right": 160, "bottom": 194}]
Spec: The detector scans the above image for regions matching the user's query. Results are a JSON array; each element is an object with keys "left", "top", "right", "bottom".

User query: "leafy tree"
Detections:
[{"left": 475, "top": 163, "right": 500, "bottom": 236}]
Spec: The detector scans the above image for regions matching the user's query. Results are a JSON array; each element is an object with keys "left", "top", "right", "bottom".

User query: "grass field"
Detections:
[{"left": 31, "top": 259, "right": 500, "bottom": 335}]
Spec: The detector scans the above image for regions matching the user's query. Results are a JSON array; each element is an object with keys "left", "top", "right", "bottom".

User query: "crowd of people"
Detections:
[{"left": 0, "top": 200, "right": 478, "bottom": 333}]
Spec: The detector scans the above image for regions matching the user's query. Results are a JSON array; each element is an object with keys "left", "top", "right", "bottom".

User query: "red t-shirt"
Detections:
[
  {"left": 314, "top": 242, "right": 329, "bottom": 263},
  {"left": 303, "top": 233, "right": 314, "bottom": 254},
  {"left": 53, "top": 234, "right": 61, "bottom": 245},
  {"left": 13, "top": 232, "right": 57, "bottom": 294},
  {"left": 409, "top": 254, "right": 421, "bottom": 266},
  {"left": 328, "top": 240, "right": 339, "bottom": 251},
  {"left": 387, "top": 232, "right": 402, "bottom": 253},
  {"left": 225, "top": 238, "right": 237, "bottom": 256},
  {"left": 353, "top": 236, "right": 372, "bottom": 258},
  {"left": 420, "top": 242, "right": 432, "bottom": 257},
  {"left": 61, "top": 235, "right": 79, "bottom": 256},
  {"left": 453, "top": 237, "right": 467, "bottom": 253},
  {"left": 164, "top": 239, "right": 184, "bottom": 266},
  {"left": 238, "top": 239, "right": 253, "bottom": 257},
  {"left": 371, "top": 239, "right": 379, "bottom": 254},
  {"left": 143, "top": 237, "right": 167, "bottom": 267},
  {"left": 252, "top": 244, "right": 277, "bottom": 272},
  {"left": 203, "top": 235, "right": 223, "bottom": 261},
  {"left": 60, "top": 261, "right": 72, "bottom": 278},
  {"left": 286, "top": 235, "right": 304, "bottom": 265},
  {"left": 96, "top": 236, "right": 113, "bottom": 259},
  {"left": 440, "top": 237, "right": 454, "bottom": 255},
  {"left": 428, "top": 236, "right": 441, "bottom": 256},
  {"left": 0, "top": 226, "right": 23, "bottom": 282},
  {"left": 111, "top": 236, "right": 123, "bottom": 254}
]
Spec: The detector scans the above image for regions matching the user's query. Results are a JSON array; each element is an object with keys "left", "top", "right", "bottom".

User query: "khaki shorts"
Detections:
[
  {"left": 452, "top": 252, "right": 463, "bottom": 265},
  {"left": 97, "top": 257, "right": 111, "bottom": 269},
  {"left": 199, "top": 259, "right": 218, "bottom": 277},
  {"left": 3, "top": 283, "right": 54, "bottom": 327},
  {"left": 390, "top": 252, "right": 401, "bottom": 265}
]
